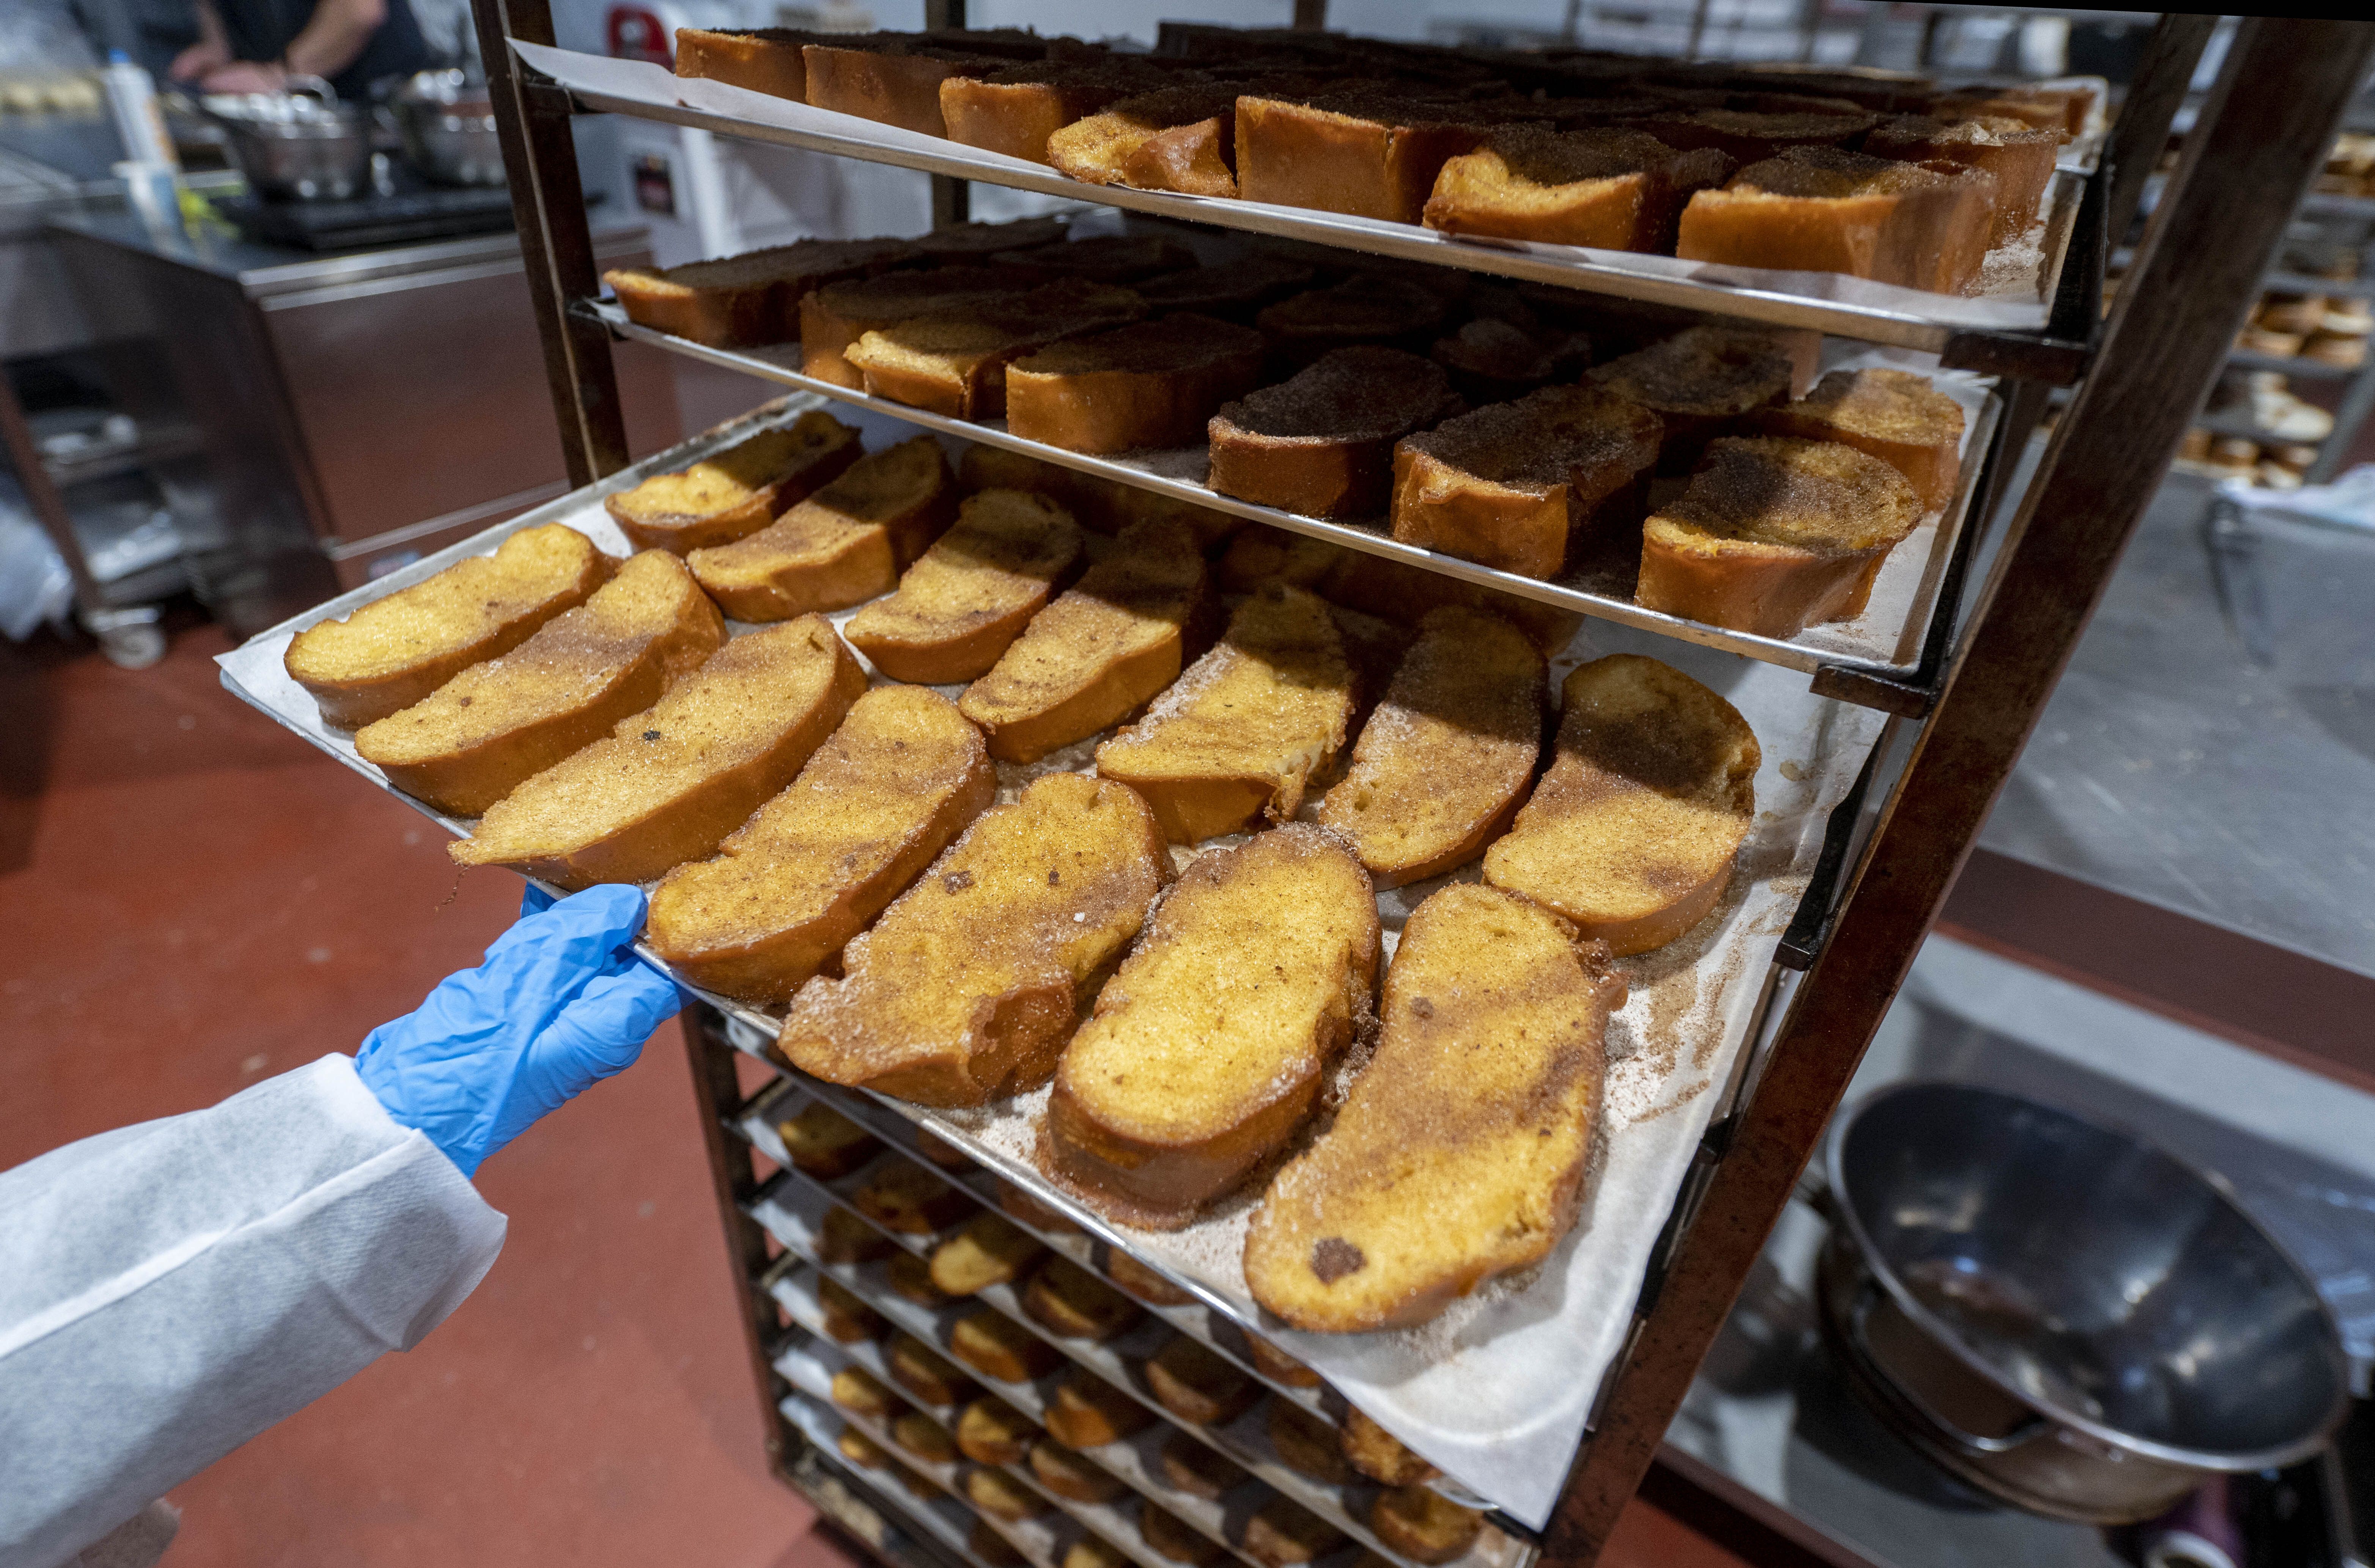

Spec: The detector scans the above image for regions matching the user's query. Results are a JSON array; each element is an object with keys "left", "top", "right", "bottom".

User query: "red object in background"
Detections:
[{"left": 609, "top": 6, "right": 674, "bottom": 64}]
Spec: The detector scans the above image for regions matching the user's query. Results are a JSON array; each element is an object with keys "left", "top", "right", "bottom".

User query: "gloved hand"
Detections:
[{"left": 355, "top": 884, "right": 682, "bottom": 1177}]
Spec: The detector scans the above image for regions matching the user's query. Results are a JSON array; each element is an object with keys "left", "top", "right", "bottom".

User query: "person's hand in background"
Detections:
[{"left": 354, "top": 885, "right": 680, "bottom": 1177}]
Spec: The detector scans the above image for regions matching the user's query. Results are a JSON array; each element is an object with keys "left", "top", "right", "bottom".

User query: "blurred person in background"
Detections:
[{"left": 167, "top": 0, "right": 428, "bottom": 99}]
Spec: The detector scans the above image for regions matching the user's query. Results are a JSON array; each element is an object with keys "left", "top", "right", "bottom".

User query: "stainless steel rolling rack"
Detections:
[{"left": 458, "top": 9, "right": 2375, "bottom": 1566}]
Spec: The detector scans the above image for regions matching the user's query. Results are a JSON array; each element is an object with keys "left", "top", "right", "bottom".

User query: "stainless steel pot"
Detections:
[
  {"left": 200, "top": 77, "right": 371, "bottom": 201},
  {"left": 387, "top": 69, "right": 504, "bottom": 187},
  {"left": 1815, "top": 1081, "right": 2349, "bottom": 1525}
]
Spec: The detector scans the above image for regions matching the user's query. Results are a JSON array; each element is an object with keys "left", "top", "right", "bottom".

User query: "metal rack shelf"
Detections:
[
  {"left": 436, "top": 5, "right": 2374, "bottom": 1563},
  {"left": 584, "top": 300, "right": 2001, "bottom": 712}
]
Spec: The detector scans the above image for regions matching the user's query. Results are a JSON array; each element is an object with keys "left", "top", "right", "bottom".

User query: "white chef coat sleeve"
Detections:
[{"left": 0, "top": 1053, "right": 507, "bottom": 1568}]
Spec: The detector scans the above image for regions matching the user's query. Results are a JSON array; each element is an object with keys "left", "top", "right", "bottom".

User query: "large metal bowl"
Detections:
[
  {"left": 200, "top": 77, "right": 371, "bottom": 201},
  {"left": 388, "top": 69, "right": 504, "bottom": 187},
  {"left": 1817, "top": 1081, "right": 2350, "bottom": 1524}
]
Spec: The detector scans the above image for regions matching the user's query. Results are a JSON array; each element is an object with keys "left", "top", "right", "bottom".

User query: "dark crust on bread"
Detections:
[{"left": 1208, "top": 347, "right": 1463, "bottom": 519}]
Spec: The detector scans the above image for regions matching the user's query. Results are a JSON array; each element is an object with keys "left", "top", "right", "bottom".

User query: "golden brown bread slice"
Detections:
[
  {"left": 1423, "top": 125, "right": 1733, "bottom": 251},
  {"left": 1105, "top": 1249, "right": 1194, "bottom": 1307},
  {"left": 1021, "top": 1256, "right": 1142, "bottom": 1341},
  {"left": 956, "top": 1396, "right": 1040, "bottom": 1465},
  {"left": 1031, "top": 1438, "right": 1127, "bottom": 1502},
  {"left": 846, "top": 279, "right": 1147, "bottom": 419},
  {"left": 1243, "top": 882, "right": 1625, "bottom": 1332},
  {"left": 285, "top": 523, "right": 613, "bottom": 729},
  {"left": 930, "top": 1211, "right": 1047, "bottom": 1296},
  {"left": 778, "top": 771, "right": 1170, "bottom": 1108},
  {"left": 1046, "top": 83, "right": 1250, "bottom": 197},
  {"left": 1390, "top": 383, "right": 1663, "bottom": 578},
  {"left": 603, "top": 237, "right": 908, "bottom": 348},
  {"left": 844, "top": 488, "right": 1085, "bottom": 684},
  {"left": 830, "top": 1364, "right": 900, "bottom": 1417},
  {"left": 1143, "top": 1337, "right": 1259, "bottom": 1425},
  {"left": 1213, "top": 525, "right": 1345, "bottom": 593},
  {"left": 1675, "top": 145, "right": 1995, "bottom": 295},
  {"left": 778, "top": 1098, "right": 881, "bottom": 1178},
  {"left": 1007, "top": 314, "right": 1268, "bottom": 454},
  {"left": 687, "top": 436, "right": 957, "bottom": 622},
  {"left": 643, "top": 685, "right": 995, "bottom": 1004},
  {"left": 1242, "top": 1337, "right": 1320, "bottom": 1389},
  {"left": 939, "top": 61, "right": 1165, "bottom": 164},
  {"left": 887, "top": 1250, "right": 953, "bottom": 1306},
  {"left": 449, "top": 615, "right": 865, "bottom": 889},
  {"left": 950, "top": 1308, "right": 1063, "bottom": 1382},
  {"left": 891, "top": 1409, "right": 958, "bottom": 1464},
  {"left": 1634, "top": 435, "right": 1922, "bottom": 635},
  {"left": 1093, "top": 584, "right": 1355, "bottom": 844},
  {"left": 966, "top": 1466, "right": 1046, "bottom": 1521},
  {"left": 1242, "top": 1498, "right": 1345, "bottom": 1567},
  {"left": 1864, "top": 113, "right": 2056, "bottom": 245},
  {"left": 1483, "top": 654, "right": 1758, "bottom": 952},
  {"left": 886, "top": 1329, "right": 978, "bottom": 1406},
  {"left": 1585, "top": 324, "right": 1793, "bottom": 474},
  {"left": 1749, "top": 366, "right": 1966, "bottom": 510},
  {"left": 819, "top": 1204, "right": 894, "bottom": 1265},
  {"left": 1318, "top": 606, "right": 1545, "bottom": 888},
  {"left": 801, "top": 40, "right": 1008, "bottom": 137},
  {"left": 1047, "top": 825, "right": 1378, "bottom": 1226},
  {"left": 1265, "top": 1398, "right": 1348, "bottom": 1480},
  {"left": 1343, "top": 1407, "right": 1437, "bottom": 1485},
  {"left": 1043, "top": 1370, "right": 1150, "bottom": 1448},
  {"left": 605, "top": 411, "right": 864, "bottom": 553},
  {"left": 856, "top": 1161, "right": 974, "bottom": 1235},
  {"left": 816, "top": 1275, "right": 885, "bottom": 1343},
  {"left": 354, "top": 549, "right": 724, "bottom": 817},
  {"left": 1234, "top": 90, "right": 1506, "bottom": 225},
  {"left": 1160, "top": 1430, "right": 1248, "bottom": 1499},
  {"left": 671, "top": 27, "right": 822, "bottom": 100},
  {"left": 957, "top": 519, "right": 1211, "bottom": 764},
  {"left": 1371, "top": 1487, "right": 1483, "bottom": 1565},
  {"left": 799, "top": 265, "right": 1052, "bottom": 388},
  {"left": 1208, "top": 347, "right": 1464, "bottom": 520}
]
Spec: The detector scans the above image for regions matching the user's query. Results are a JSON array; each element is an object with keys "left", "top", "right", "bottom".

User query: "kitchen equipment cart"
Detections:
[{"left": 452, "top": 8, "right": 2375, "bottom": 1566}]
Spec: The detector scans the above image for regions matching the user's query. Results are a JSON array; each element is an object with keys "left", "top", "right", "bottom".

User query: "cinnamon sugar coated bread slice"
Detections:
[
  {"left": 1021, "top": 1256, "right": 1140, "bottom": 1340},
  {"left": 1043, "top": 1370, "right": 1151, "bottom": 1448},
  {"left": 1160, "top": 1430, "right": 1247, "bottom": 1498},
  {"left": 800, "top": 41, "right": 1003, "bottom": 137},
  {"left": 688, "top": 436, "right": 956, "bottom": 621},
  {"left": 1243, "top": 882, "right": 1624, "bottom": 1331},
  {"left": 950, "top": 1308, "right": 1062, "bottom": 1382},
  {"left": 1483, "top": 655, "right": 1758, "bottom": 953},
  {"left": 1007, "top": 314, "right": 1268, "bottom": 454},
  {"left": 1677, "top": 145, "right": 1994, "bottom": 294},
  {"left": 956, "top": 443, "right": 1239, "bottom": 547},
  {"left": 450, "top": 615, "right": 865, "bottom": 889},
  {"left": 1636, "top": 435, "right": 1921, "bottom": 635},
  {"left": 779, "top": 1099, "right": 879, "bottom": 1177},
  {"left": 1343, "top": 1408, "right": 1437, "bottom": 1485},
  {"left": 1235, "top": 91, "right": 1499, "bottom": 225},
  {"left": 1390, "top": 383, "right": 1662, "bottom": 578},
  {"left": 1257, "top": 275, "right": 1449, "bottom": 370},
  {"left": 778, "top": 772, "right": 1169, "bottom": 1108},
  {"left": 1751, "top": 366, "right": 1965, "bottom": 510},
  {"left": 1319, "top": 607, "right": 1546, "bottom": 887},
  {"left": 354, "top": 549, "right": 724, "bottom": 817},
  {"left": 1047, "top": 825, "right": 1379, "bottom": 1227},
  {"left": 1630, "top": 106, "right": 1873, "bottom": 167},
  {"left": 799, "top": 266, "right": 1051, "bottom": 388},
  {"left": 857, "top": 1163, "right": 973, "bottom": 1235},
  {"left": 285, "top": 523, "right": 613, "bottom": 729},
  {"left": 844, "top": 489, "right": 1085, "bottom": 684},
  {"left": 1586, "top": 325, "right": 1793, "bottom": 474},
  {"left": 1031, "top": 1438, "right": 1126, "bottom": 1502},
  {"left": 956, "top": 1397, "right": 1039, "bottom": 1465},
  {"left": 1207, "top": 347, "right": 1463, "bottom": 519},
  {"left": 958, "top": 520, "right": 1211, "bottom": 764},
  {"left": 671, "top": 27, "right": 821, "bottom": 100},
  {"left": 1134, "top": 255, "right": 1316, "bottom": 322},
  {"left": 1144, "top": 1336, "right": 1259, "bottom": 1426},
  {"left": 604, "top": 236, "right": 907, "bottom": 348},
  {"left": 939, "top": 61, "right": 1151, "bottom": 164},
  {"left": 643, "top": 686, "right": 995, "bottom": 1004},
  {"left": 1864, "top": 113, "right": 2056, "bottom": 244},
  {"left": 1093, "top": 584, "right": 1355, "bottom": 844},
  {"left": 605, "top": 411, "right": 863, "bottom": 553},
  {"left": 846, "top": 280, "right": 1146, "bottom": 419},
  {"left": 1372, "top": 1486, "right": 1483, "bottom": 1565},
  {"left": 965, "top": 1466, "right": 1044, "bottom": 1521},
  {"left": 930, "top": 1211, "right": 1045, "bottom": 1295},
  {"left": 1105, "top": 1248, "right": 1194, "bottom": 1307},
  {"left": 1423, "top": 125, "right": 1733, "bottom": 251},
  {"left": 993, "top": 234, "right": 1199, "bottom": 283}
]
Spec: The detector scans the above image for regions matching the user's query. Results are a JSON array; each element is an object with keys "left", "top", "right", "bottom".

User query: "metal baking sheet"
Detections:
[
  {"left": 216, "top": 393, "right": 1887, "bottom": 1529},
  {"left": 585, "top": 295, "right": 2000, "bottom": 699},
  {"left": 514, "top": 42, "right": 2081, "bottom": 350}
]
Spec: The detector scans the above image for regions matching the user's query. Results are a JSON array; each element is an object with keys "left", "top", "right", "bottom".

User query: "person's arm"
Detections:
[
  {"left": 0, "top": 886, "right": 676, "bottom": 1568},
  {"left": 279, "top": 0, "right": 389, "bottom": 85},
  {"left": 167, "top": 0, "right": 233, "bottom": 84}
]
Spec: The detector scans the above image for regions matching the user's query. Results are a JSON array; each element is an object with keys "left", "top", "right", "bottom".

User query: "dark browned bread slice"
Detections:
[
  {"left": 1256, "top": 275, "right": 1450, "bottom": 370},
  {"left": 1749, "top": 365, "right": 1966, "bottom": 509},
  {"left": 604, "top": 411, "right": 863, "bottom": 552},
  {"left": 1208, "top": 346, "right": 1463, "bottom": 519},
  {"left": 450, "top": 615, "right": 866, "bottom": 889},
  {"left": 354, "top": 549, "right": 724, "bottom": 817},
  {"left": 285, "top": 523, "right": 612, "bottom": 729},
  {"left": 1243, "top": 882, "right": 1625, "bottom": 1331},
  {"left": 778, "top": 772, "right": 1170, "bottom": 1108},
  {"left": 1132, "top": 254, "right": 1317, "bottom": 321},
  {"left": 643, "top": 685, "right": 995, "bottom": 1004}
]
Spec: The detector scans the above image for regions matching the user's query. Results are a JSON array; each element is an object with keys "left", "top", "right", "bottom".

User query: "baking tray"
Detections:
[
  {"left": 215, "top": 392, "right": 1889, "bottom": 1528},
  {"left": 514, "top": 41, "right": 2083, "bottom": 353},
  {"left": 584, "top": 292, "right": 2001, "bottom": 704}
]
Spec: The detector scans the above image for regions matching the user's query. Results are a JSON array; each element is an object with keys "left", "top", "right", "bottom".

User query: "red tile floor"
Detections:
[{"left": 0, "top": 613, "right": 1740, "bottom": 1568}]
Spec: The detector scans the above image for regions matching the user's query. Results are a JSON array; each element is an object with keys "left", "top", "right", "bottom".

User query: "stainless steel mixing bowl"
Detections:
[
  {"left": 388, "top": 69, "right": 504, "bottom": 187},
  {"left": 1817, "top": 1080, "right": 2350, "bottom": 1524},
  {"left": 200, "top": 77, "right": 371, "bottom": 201}
]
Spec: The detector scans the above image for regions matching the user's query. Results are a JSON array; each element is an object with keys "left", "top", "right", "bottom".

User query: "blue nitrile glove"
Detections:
[{"left": 354, "top": 884, "right": 682, "bottom": 1177}]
